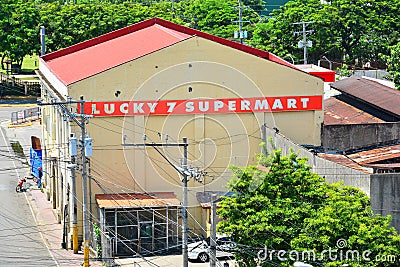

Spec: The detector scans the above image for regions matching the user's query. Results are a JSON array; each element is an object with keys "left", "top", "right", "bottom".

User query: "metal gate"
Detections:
[{"left": 102, "top": 207, "right": 180, "bottom": 256}]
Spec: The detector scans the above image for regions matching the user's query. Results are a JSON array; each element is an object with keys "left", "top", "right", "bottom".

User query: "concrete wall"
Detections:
[
  {"left": 264, "top": 126, "right": 371, "bottom": 195},
  {"left": 322, "top": 123, "right": 400, "bottom": 151},
  {"left": 353, "top": 70, "right": 389, "bottom": 80},
  {"left": 370, "top": 174, "right": 400, "bottom": 233}
]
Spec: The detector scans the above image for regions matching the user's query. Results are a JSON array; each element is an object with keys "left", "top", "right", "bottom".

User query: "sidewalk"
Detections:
[
  {"left": 2, "top": 119, "right": 104, "bottom": 267},
  {"left": 26, "top": 186, "right": 104, "bottom": 267}
]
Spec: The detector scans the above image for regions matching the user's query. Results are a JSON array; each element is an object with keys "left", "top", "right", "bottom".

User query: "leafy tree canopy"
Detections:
[
  {"left": 1, "top": 0, "right": 400, "bottom": 70},
  {"left": 0, "top": 0, "right": 39, "bottom": 67},
  {"left": 383, "top": 42, "right": 400, "bottom": 89},
  {"left": 218, "top": 147, "right": 400, "bottom": 266},
  {"left": 248, "top": 0, "right": 400, "bottom": 66}
]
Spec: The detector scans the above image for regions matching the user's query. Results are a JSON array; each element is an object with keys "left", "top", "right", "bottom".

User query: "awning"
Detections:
[
  {"left": 196, "top": 191, "right": 235, "bottom": 209},
  {"left": 96, "top": 192, "right": 181, "bottom": 209}
]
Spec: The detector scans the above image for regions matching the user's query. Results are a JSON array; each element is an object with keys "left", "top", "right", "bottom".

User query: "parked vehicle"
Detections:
[
  {"left": 16, "top": 177, "right": 26, "bottom": 192},
  {"left": 188, "top": 236, "right": 236, "bottom": 262}
]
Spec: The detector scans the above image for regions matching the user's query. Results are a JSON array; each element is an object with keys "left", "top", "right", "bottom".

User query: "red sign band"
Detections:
[{"left": 83, "top": 96, "right": 322, "bottom": 117}]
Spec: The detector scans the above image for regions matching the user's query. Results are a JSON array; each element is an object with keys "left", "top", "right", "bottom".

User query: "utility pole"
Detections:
[
  {"left": 40, "top": 26, "right": 46, "bottom": 56},
  {"left": 238, "top": 0, "right": 243, "bottom": 44},
  {"left": 181, "top": 137, "right": 189, "bottom": 267},
  {"left": 123, "top": 137, "right": 199, "bottom": 267},
  {"left": 40, "top": 98, "right": 92, "bottom": 266},
  {"left": 68, "top": 134, "right": 78, "bottom": 254},
  {"left": 80, "top": 97, "right": 90, "bottom": 267},
  {"left": 293, "top": 22, "right": 313, "bottom": 64},
  {"left": 71, "top": 156, "right": 79, "bottom": 254},
  {"left": 234, "top": 0, "right": 248, "bottom": 44},
  {"left": 210, "top": 193, "right": 217, "bottom": 267}
]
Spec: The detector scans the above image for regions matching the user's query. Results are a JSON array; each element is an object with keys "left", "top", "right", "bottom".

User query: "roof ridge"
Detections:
[
  {"left": 42, "top": 18, "right": 157, "bottom": 61},
  {"left": 41, "top": 17, "right": 321, "bottom": 86},
  {"left": 42, "top": 17, "right": 284, "bottom": 66}
]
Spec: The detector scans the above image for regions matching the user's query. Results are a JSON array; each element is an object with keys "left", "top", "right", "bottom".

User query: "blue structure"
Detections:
[{"left": 30, "top": 147, "right": 42, "bottom": 178}]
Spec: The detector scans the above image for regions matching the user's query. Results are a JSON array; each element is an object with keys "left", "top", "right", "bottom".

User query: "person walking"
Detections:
[{"left": 37, "top": 167, "right": 43, "bottom": 188}]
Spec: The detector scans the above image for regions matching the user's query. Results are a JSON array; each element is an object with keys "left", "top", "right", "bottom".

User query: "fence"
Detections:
[
  {"left": 10, "top": 107, "right": 41, "bottom": 126},
  {"left": 0, "top": 73, "right": 41, "bottom": 97},
  {"left": 353, "top": 69, "right": 390, "bottom": 80}
]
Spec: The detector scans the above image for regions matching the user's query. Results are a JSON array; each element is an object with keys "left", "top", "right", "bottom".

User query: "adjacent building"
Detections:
[{"left": 318, "top": 76, "right": 400, "bottom": 232}]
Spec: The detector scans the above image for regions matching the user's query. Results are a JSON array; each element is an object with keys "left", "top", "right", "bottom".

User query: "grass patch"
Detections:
[
  {"left": 0, "top": 55, "right": 39, "bottom": 74},
  {"left": 10, "top": 141, "right": 25, "bottom": 158},
  {"left": 21, "top": 55, "right": 39, "bottom": 72},
  {"left": 17, "top": 76, "right": 39, "bottom": 81}
]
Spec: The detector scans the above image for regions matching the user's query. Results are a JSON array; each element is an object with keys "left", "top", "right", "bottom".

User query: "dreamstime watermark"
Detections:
[{"left": 257, "top": 238, "right": 398, "bottom": 264}]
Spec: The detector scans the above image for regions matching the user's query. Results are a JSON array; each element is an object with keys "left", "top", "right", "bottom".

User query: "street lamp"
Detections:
[
  {"left": 285, "top": 54, "right": 295, "bottom": 65},
  {"left": 322, "top": 56, "right": 332, "bottom": 70}
]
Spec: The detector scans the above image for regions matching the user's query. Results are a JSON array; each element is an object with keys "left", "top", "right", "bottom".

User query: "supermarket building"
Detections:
[{"left": 37, "top": 18, "right": 330, "bottom": 256}]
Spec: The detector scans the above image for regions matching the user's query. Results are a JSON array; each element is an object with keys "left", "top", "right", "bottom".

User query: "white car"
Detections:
[{"left": 188, "top": 236, "right": 236, "bottom": 262}]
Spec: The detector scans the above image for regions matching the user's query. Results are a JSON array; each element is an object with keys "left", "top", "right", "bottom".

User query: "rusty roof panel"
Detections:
[
  {"left": 324, "top": 97, "right": 384, "bottom": 125},
  {"left": 96, "top": 192, "right": 181, "bottom": 208},
  {"left": 347, "top": 144, "right": 400, "bottom": 164},
  {"left": 318, "top": 144, "right": 400, "bottom": 173},
  {"left": 331, "top": 77, "right": 400, "bottom": 116}
]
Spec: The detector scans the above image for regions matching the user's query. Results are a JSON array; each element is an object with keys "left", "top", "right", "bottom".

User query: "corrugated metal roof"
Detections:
[
  {"left": 347, "top": 144, "right": 400, "bottom": 164},
  {"left": 96, "top": 192, "right": 180, "bottom": 208},
  {"left": 318, "top": 144, "right": 400, "bottom": 173},
  {"left": 331, "top": 77, "right": 400, "bottom": 116},
  {"left": 365, "top": 163, "right": 400, "bottom": 169},
  {"left": 324, "top": 97, "right": 384, "bottom": 125},
  {"left": 40, "top": 18, "right": 325, "bottom": 86}
]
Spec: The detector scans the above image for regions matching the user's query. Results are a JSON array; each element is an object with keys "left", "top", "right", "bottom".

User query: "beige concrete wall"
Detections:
[{"left": 63, "top": 36, "right": 323, "bottom": 235}]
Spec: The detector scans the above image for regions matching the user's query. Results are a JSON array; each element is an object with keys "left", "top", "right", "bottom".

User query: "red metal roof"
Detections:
[
  {"left": 41, "top": 18, "right": 320, "bottom": 86},
  {"left": 96, "top": 192, "right": 181, "bottom": 208},
  {"left": 42, "top": 23, "right": 191, "bottom": 85},
  {"left": 324, "top": 97, "right": 384, "bottom": 125},
  {"left": 331, "top": 77, "right": 400, "bottom": 116},
  {"left": 296, "top": 64, "right": 336, "bottom": 82}
]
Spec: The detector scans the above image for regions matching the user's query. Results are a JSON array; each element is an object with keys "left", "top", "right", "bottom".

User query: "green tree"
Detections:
[
  {"left": 218, "top": 148, "right": 400, "bottom": 266},
  {"left": 248, "top": 0, "right": 399, "bottom": 66},
  {"left": 384, "top": 42, "right": 400, "bottom": 90},
  {"left": 176, "top": 0, "right": 238, "bottom": 38},
  {"left": 0, "top": 0, "right": 39, "bottom": 69},
  {"left": 175, "top": 0, "right": 261, "bottom": 40},
  {"left": 248, "top": 0, "right": 325, "bottom": 63},
  {"left": 39, "top": 2, "right": 150, "bottom": 52},
  {"left": 39, "top": 1, "right": 185, "bottom": 53},
  {"left": 0, "top": 0, "right": 13, "bottom": 69}
]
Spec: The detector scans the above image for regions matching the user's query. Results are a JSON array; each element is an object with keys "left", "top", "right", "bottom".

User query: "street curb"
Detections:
[
  {"left": 0, "top": 104, "right": 38, "bottom": 107},
  {"left": 8, "top": 121, "right": 33, "bottom": 128}
]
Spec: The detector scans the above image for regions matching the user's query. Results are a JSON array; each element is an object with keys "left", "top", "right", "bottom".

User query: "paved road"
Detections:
[
  {"left": 115, "top": 254, "right": 236, "bottom": 267},
  {"left": 0, "top": 106, "right": 56, "bottom": 266}
]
